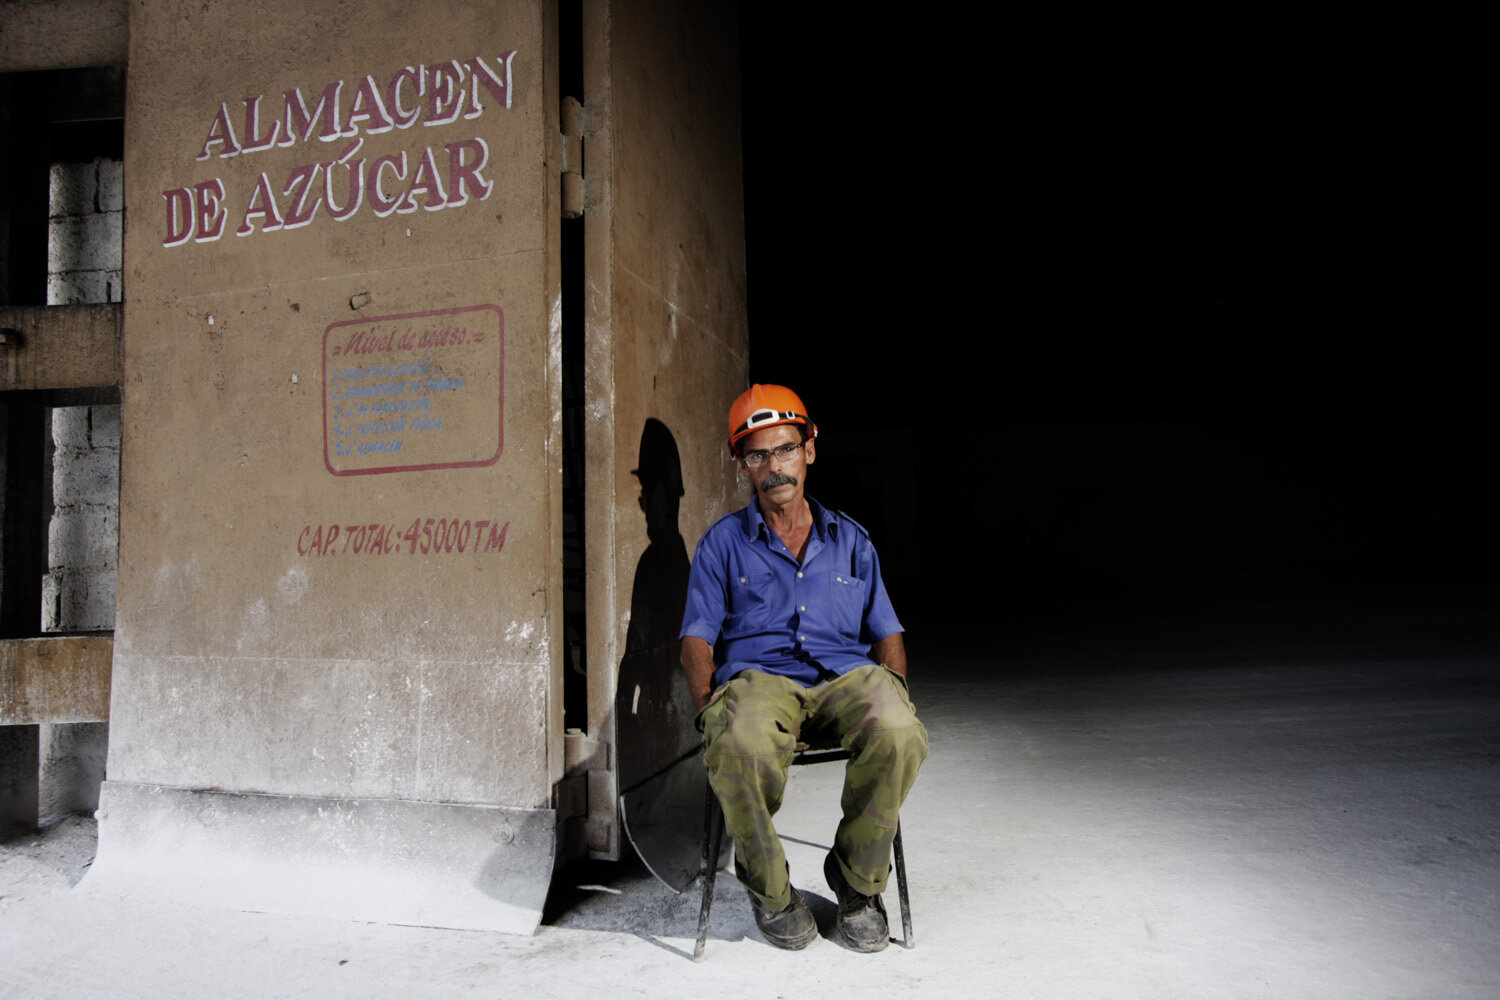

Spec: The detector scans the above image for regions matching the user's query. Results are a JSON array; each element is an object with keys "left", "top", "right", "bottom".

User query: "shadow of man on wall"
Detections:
[{"left": 615, "top": 418, "right": 708, "bottom": 891}]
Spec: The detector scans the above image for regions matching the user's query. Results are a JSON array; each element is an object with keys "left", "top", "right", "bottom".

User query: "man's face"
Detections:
[{"left": 739, "top": 423, "right": 815, "bottom": 508}]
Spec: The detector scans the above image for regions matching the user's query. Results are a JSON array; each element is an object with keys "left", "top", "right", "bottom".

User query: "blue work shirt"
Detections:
[{"left": 680, "top": 497, "right": 903, "bottom": 689}]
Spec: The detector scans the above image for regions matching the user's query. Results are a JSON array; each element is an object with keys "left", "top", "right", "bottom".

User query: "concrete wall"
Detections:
[
  {"left": 38, "top": 720, "right": 106, "bottom": 818},
  {"left": 93, "top": 0, "right": 565, "bottom": 931},
  {"left": 111, "top": 0, "right": 557, "bottom": 806},
  {"left": 0, "top": 0, "right": 128, "bottom": 73},
  {"left": 5, "top": 0, "right": 751, "bottom": 922},
  {"left": 579, "top": 0, "right": 748, "bottom": 859}
]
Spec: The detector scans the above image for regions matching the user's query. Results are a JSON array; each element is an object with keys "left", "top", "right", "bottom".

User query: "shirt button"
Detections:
[
  {"left": 798, "top": 605, "right": 806, "bottom": 612},
  {"left": 836, "top": 576, "right": 843, "bottom": 583},
  {"left": 796, "top": 571, "right": 804, "bottom": 579},
  {"left": 798, "top": 634, "right": 807, "bottom": 642},
  {"left": 739, "top": 577, "right": 747, "bottom": 584}
]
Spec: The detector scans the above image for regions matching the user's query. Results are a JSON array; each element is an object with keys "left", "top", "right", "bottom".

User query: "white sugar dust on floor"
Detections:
[{"left": 3, "top": 586, "right": 1499, "bottom": 999}]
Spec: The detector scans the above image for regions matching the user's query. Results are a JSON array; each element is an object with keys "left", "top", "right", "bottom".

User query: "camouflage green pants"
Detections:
[{"left": 698, "top": 664, "right": 929, "bottom": 910}]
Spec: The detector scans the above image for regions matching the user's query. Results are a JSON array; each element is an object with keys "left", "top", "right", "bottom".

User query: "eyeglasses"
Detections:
[{"left": 741, "top": 441, "right": 805, "bottom": 469}]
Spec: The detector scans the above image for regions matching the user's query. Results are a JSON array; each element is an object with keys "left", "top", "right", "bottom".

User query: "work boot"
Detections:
[
  {"left": 824, "top": 850, "right": 889, "bottom": 952},
  {"left": 748, "top": 887, "right": 818, "bottom": 950}
]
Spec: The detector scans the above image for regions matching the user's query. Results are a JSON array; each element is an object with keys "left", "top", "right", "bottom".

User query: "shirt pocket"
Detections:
[
  {"left": 723, "top": 571, "right": 777, "bottom": 638},
  {"left": 828, "top": 572, "right": 869, "bottom": 638}
]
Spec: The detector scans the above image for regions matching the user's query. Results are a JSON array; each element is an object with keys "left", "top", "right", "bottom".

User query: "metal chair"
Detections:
[{"left": 692, "top": 742, "right": 913, "bottom": 960}]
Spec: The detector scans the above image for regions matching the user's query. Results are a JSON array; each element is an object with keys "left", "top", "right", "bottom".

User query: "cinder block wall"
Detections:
[
  {"left": 47, "top": 159, "right": 123, "bottom": 306},
  {"left": 43, "top": 156, "right": 121, "bottom": 634},
  {"left": 37, "top": 157, "right": 121, "bottom": 820},
  {"left": 43, "top": 405, "right": 118, "bottom": 633}
]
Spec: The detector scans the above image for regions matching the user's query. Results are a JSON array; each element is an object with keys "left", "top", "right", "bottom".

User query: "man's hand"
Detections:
[
  {"left": 681, "top": 635, "right": 717, "bottom": 713},
  {"left": 872, "top": 632, "right": 907, "bottom": 679}
]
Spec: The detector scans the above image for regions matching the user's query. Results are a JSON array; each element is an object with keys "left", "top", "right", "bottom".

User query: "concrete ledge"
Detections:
[
  {"left": 0, "top": 635, "right": 112, "bottom": 725},
  {"left": 0, "top": 0, "right": 129, "bottom": 72},
  {"left": 0, "top": 304, "right": 124, "bottom": 391},
  {"left": 83, "top": 781, "right": 555, "bottom": 934}
]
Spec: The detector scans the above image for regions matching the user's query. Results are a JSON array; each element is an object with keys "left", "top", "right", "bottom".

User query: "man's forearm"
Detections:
[
  {"left": 871, "top": 632, "right": 907, "bottom": 678},
  {"left": 681, "top": 635, "right": 717, "bottom": 712}
]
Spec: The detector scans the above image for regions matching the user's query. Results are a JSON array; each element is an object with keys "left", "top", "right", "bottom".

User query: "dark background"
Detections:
[{"left": 737, "top": 11, "right": 1490, "bottom": 628}]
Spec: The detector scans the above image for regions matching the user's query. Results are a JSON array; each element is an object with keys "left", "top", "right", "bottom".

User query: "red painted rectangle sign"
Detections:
[{"left": 322, "top": 304, "right": 504, "bottom": 476}]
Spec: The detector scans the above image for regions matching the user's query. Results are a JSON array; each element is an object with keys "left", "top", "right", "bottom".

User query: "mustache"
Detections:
[{"left": 760, "top": 473, "right": 798, "bottom": 490}]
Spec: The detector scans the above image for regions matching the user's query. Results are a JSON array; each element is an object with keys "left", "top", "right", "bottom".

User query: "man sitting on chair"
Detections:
[{"left": 679, "top": 384, "right": 929, "bottom": 952}]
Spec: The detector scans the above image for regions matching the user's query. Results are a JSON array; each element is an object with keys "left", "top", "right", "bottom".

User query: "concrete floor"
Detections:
[{"left": 2, "top": 585, "right": 1498, "bottom": 999}]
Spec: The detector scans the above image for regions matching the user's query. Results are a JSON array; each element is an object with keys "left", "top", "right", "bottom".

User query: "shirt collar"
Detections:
[{"left": 744, "top": 495, "right": 837, "bottom": 542}]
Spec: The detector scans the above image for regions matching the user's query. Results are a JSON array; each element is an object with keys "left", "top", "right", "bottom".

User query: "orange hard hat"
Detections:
[{"left": 726, "top": 384, "right": 818, "bottom": 456}]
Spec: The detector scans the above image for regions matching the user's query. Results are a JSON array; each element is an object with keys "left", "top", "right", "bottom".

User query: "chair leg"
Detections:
[
  {"left": 693, "top": 781, "right": 724, "bottom": 961},
  {"left": 893, "top": 822, "right": 913, "bottom": 948}
]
